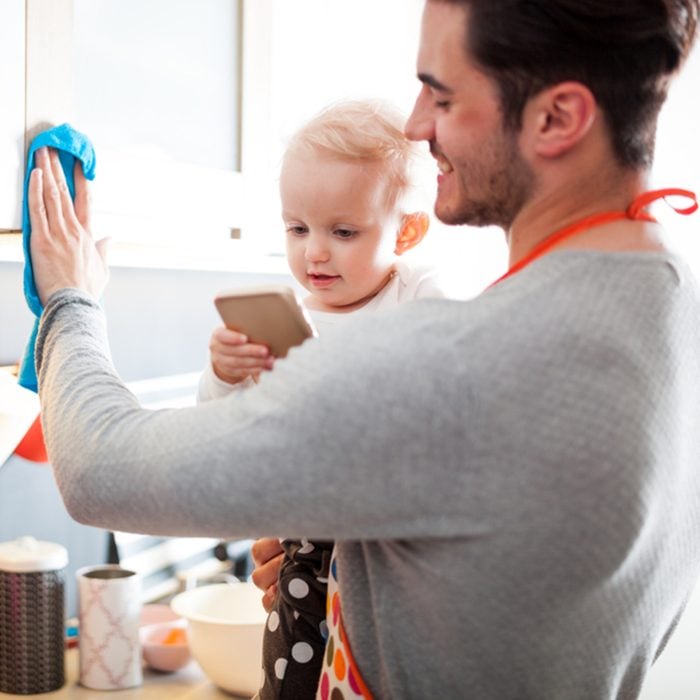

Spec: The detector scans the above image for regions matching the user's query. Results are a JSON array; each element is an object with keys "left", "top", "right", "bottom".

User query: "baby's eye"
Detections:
[
  {"left": 333, "top": 229, "right": 357, "bottom": 240},
  {"left": 286, "top": 225, "right": 307, "bottom": 236}
]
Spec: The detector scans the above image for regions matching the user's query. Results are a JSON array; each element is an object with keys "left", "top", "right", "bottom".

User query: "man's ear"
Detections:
[
  {"left": 395, "top": 211, "right": 429, "bottom": 255},
  {"left": 524, "top": 81, "right": 597, "bottom": 159}
]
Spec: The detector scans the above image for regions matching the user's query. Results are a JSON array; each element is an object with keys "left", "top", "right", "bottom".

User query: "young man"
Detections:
[{"left": 28, "top": 1, "right": 700, "bottom": 698}]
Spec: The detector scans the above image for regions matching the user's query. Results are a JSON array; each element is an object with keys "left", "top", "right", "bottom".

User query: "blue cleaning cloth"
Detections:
[{"left": 18, "top": 124, "right": 96, "bottom": 392}]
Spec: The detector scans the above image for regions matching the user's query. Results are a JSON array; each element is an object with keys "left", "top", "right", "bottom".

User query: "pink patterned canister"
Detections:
[{"left": 76, "top": 564, "right": 142, "bottom": 690}]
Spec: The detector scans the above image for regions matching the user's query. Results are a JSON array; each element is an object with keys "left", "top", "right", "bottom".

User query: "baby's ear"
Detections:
[{"left": 395, "top": 211, "right": 429, "bottom": 255}]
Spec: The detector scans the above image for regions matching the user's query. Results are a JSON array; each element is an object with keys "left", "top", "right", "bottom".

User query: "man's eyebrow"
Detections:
[{"left": 417, "top": 73, "right": 453, "bottom": 93}]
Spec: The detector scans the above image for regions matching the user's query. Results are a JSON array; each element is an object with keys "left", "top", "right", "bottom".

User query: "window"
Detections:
[
  {"left": 75, "top": 1, "right": 241, "bottom": 173},
  {"left": 4, "top": 1, "right": 699, "bottom": 292},
  {"left": 72, "top": 0, "right": 244, "bottom": 247},
  {"left": 6, "top": 0, "right": 274, "bottom": 262}
]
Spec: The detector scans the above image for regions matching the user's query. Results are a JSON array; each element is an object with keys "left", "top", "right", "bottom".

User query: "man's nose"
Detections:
[{"left": 405, "top": 92, "right": 434, "bottom": 142}]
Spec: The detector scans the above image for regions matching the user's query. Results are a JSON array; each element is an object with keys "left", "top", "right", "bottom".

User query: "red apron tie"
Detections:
[{"left": 491, "top": 188, "right": 698, "bottom": 287}]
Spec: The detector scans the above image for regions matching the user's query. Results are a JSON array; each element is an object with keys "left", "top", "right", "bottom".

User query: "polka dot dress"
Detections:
[
  {"left": 256, "top": 538, "right": 334, "bottom": 700},
  {"left": 316, "top": 552, "right": 373, "bottom": 700}
]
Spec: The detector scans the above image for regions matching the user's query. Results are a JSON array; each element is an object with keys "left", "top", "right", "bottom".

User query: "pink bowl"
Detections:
[
  {"left": 140, "top": 621, "right": 191, "bottom": 672},
  {"left": 140, "top": 603, "right": 181, "bottom": 627}
]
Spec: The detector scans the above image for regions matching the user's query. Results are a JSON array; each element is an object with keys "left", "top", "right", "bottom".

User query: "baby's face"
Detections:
[{"left": 281, "top": 154, "right": 398, "bottom": 312}]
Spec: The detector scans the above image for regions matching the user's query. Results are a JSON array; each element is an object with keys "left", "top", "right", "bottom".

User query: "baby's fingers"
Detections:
[
  {"left": 211, "top": 329, "right": 270, "bottom": 356},
  {"left": 211, "top": 326, "right": 258, "bottom": 347},
  {"left": 261, "top": 584, "right": 278, "bottom": 613},
  {"left": 251, "top": 538, "right": 284, "bottom": 568},
  {"left": 214, "top": 352, "right": 274, "bottom": 373}
]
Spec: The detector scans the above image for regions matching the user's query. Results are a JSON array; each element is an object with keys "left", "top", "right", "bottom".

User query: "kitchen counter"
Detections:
[
  {"left": 0, "top": 649, "right": 247, "bottom": 699},
  {"left": 3, "top": 581, "right": 699, "bottom": 698}
]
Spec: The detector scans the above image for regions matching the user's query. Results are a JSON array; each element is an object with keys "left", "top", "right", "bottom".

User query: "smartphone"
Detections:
[{"left": 214, "top": 284, "right": 317, "bottom": 358}]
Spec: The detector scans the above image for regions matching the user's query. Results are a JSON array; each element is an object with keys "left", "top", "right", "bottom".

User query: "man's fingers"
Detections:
[
  {"left": 28, "top": 169, "right": 49, "bottom": 244},
  {"left": 95, "top": 237, "right": 110, "bottom": 264},
  {"left": 35, "top": 148, "right": 64, "bottom": 232},
  {"left": 26, "top": 151, "right": 110, "bottom": 305},
  {"left": 48, "top": 149, "right": 81, "bottom": 232},
  {"left": 73, "top": 160, "right": 91, "bottom": 230}
]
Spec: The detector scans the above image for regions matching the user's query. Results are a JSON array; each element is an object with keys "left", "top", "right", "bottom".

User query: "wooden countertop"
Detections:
[{"left": 0, "top": 648, "right": 246, "bottom": 699}]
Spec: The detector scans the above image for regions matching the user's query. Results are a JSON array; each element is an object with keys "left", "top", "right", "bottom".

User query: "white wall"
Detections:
[{"left": 651, "top": 41, "right": 700, "bottom": 267}]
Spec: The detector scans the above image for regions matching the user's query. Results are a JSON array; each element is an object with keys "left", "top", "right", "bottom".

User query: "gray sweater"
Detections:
[{"left": 37, "top": 250, "right": 700, "bottom": 699}]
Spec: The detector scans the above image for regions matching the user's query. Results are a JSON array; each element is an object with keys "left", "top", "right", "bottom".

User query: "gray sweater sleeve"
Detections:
[
  {"left": 36, "top": 287, "right": 482, "bottom": 541},
  {"left": 35, "top": 252, "right": 700, "bottom": 552}
]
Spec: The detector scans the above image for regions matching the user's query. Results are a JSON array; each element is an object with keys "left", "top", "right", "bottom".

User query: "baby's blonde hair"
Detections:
[{"left": 283, "top": 99, "right": 418, "bottom": 211}]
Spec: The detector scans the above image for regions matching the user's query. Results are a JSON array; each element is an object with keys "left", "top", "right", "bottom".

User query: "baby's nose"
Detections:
[{"left": 304, "top": 235, "right": 330, "bottom": 261}]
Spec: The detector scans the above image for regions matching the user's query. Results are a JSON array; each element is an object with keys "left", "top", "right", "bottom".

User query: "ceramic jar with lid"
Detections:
[{"left": 0, "top": 536, "right": 68, "bottom": 694}]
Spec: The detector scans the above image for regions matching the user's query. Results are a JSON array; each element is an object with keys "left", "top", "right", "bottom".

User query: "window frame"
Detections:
[{"left": 0, "top": 0, "right": 26, "bottom": 231}]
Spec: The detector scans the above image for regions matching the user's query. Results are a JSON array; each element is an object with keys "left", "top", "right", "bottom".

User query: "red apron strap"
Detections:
[
  {"left": 491, "top": 188, "right": 698, "bottom": 287},
  {"left": 627, "top": 188, "right": 698, "bottom": 219},
  {"left": 14, "top": 414, "right": 49, "bottom": 463}
]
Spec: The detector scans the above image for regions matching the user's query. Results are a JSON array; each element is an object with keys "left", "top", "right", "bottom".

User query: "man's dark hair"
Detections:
[{"left": 436, "top": 0, "right": 699, "bottom": 168}]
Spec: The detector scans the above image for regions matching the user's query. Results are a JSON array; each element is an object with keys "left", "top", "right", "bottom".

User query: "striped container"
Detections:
[{"left": 0, "top": 537, "right": 68, "bottom": 694}]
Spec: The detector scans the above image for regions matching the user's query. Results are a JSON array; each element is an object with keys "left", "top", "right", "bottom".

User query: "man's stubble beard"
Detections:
[{"left": 435, "top": 129, "right": 535, "bottom": 230}]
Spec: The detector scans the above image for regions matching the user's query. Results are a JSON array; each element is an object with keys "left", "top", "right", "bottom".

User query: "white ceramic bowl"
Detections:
[{"left": 170, "top": 582, "right": 266, "bottom": 696}]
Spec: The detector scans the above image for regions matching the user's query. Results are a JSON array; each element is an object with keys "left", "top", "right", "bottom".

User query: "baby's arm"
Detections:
[{"left": 197, "top": 326, "right": 274, "bottom": 403}]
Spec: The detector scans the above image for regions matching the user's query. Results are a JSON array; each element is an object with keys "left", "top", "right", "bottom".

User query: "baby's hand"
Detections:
[
  {"left": 251, "top": 538, "right": 284, "bottom": 613},
  {"left": 209, "top": 326, "right": 275, "bottom": 385}
]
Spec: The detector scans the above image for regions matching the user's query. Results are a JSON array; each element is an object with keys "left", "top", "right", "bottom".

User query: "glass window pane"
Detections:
[{"left": 74, "top": 0, "right": 240, "bottom": 172}]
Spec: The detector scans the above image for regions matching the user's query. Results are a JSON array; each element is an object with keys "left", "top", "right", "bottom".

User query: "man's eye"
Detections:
[
  {"left": 435, "top": 100, "right": 450, "bottom": 109},
  {"left": 334, "top": 229, "right": 357, "bottom": 239}
]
